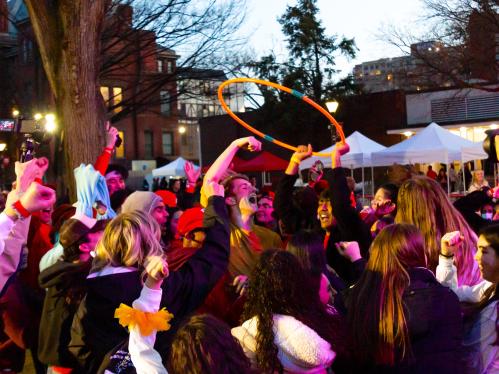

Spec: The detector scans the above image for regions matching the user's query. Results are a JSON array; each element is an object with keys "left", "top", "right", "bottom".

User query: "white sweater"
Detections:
[
  {"left": 436, "top": 256, "right": 498, "bottom": 374},
  {"left": 232, "top": 315, "right": 336, "bottom": 373}
]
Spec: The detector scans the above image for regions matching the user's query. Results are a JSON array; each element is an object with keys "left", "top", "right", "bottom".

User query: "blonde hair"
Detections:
[
  {"left": 348, "top": 224, "right": 426, "bottom": 365},
  {"left": 92, "top": 211, "right": 163, "bottom": 274},
  {"left": 395, "top": 176, "right": 480, "bottom": 285},
  {"left": 471, "top": 169, "right": 485, "bottom": 185}
]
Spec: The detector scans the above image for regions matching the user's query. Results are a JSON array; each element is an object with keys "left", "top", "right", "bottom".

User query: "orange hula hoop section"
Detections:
[{"left": 217, "top": 77, "right": 345, "bottom": 157}]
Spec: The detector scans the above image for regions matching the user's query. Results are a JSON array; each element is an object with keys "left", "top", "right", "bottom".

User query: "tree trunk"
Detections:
[{"left": 25, "top": 0, "right": 107, "bottom": 199}]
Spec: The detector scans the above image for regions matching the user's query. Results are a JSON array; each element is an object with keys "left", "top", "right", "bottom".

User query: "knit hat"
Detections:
[
  {"left": 121, "top": 191, "right": 163, "bottom": 215},
  {"left": 155, "top": 190, "right": 177, "bottom": 208},
  {"left": 177, "top": 207, "right": 204, "bottom": 237}
]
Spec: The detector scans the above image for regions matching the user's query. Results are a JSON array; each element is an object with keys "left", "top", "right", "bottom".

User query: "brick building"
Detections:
[{"left": 1, "top": 1, "right": 180, "bottom": 165}]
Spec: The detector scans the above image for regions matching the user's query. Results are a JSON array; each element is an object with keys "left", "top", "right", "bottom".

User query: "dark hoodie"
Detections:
[{"left": 38, "top": 260, "right": 90, "bottom": 369}]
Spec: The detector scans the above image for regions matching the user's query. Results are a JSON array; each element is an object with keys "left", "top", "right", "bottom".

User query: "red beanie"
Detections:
[
  {"left": 155, "top": 190, "right": 177, "bottom": 208},
  {"left": 177, "top": 207, "right": 204, "bottom": 236}
]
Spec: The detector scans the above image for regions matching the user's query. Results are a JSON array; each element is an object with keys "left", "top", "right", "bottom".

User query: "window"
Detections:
[
  {"left": 162, "top": 131, "right": 173, "bottom": 155},
  {"left": 160, "top": 91, "right": 170, "bottom": 116},
  {"left": 158, "top": 59, "right": 163, "bottom": 72},
  {"left": 100, "top": 87, "right": 110, "bottom": 103},
  {"left": 166, "top": 61, "right": 173, "bottom": 73},
  {"left": 100, "top": 86, "right": 123, "bottom": 113},
  {"left": 144, "top": 131, "right": 153, "bottom": 159},
  {"left": 116, "top": 131, "right": 125, "bottom": 158},
  {"left": 112, "top": 87, "right": 123, "bottom": 113},
  {"left": 180, "top": 103, "right": 186, "bottom": 116}
]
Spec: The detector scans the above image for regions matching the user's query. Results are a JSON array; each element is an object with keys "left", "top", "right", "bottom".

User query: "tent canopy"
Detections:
[
  {"left": 300, "top": 131, "right": 387, "bottom": 170},
  {"left": 152, "top": 157, "right": 199, "bottom": 177},
  {"left": 201, "top": 155, "right": 247, "bottom": 173},
  {"left": 370, "top": 122, "right": 487, "bottom": 166},
  {"left": 235, "top": 151, "right": 288, "bottom": 172},
  {"left": 201, "top": 152, "right": 288, "bottom": 173}
]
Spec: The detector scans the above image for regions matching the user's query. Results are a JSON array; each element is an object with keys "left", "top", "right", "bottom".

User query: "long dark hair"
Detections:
[
  {"left": 475, "top": 224, "right": 499, "bottom": 344},
  {"left": 346, "top": 224, "right": 427, "bottom": 366},
  {"left": 286, "top": 230, "right": 326, "bottom": 274},
  {"left": 169, "top": 314, "right": 253, "bottom": 374},
  {"left": 242, "top": 249, "right": 341, "bottom": 373}
]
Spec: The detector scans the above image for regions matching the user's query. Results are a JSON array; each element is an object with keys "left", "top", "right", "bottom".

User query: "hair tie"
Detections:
[{"left": 114, "top": 303, "right": 173, "bottom": 336}]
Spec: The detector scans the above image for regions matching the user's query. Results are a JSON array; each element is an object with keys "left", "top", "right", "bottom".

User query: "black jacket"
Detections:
[
  {"left": 453, "top": 190, "right": 492, "bottom": 234},
  {"left": 69, "top": 196, "right": 230, "bottom": 373},
  {"left": 341, "top": 267, "right": 463, "bottom": 374},
  {"left": 38, "top": 260, "right": 90, "bottom": 369},
  {"left": 274, "top": 173, "right": 320, "bottom": 235},
  {"left": 324, "top": 167, "right": 371, "bottom": 284}
]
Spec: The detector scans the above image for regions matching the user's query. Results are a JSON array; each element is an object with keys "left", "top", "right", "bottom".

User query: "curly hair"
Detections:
[
  {"left": 242, "top": 249, "right": 342, "bottom": 373},
  {"left": 169, "top": 314, "right": 253, "bottom": 374}
]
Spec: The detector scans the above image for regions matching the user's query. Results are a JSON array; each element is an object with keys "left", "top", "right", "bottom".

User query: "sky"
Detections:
[{"left": 238, "top": 0, "right": 428, "bottom": 78}]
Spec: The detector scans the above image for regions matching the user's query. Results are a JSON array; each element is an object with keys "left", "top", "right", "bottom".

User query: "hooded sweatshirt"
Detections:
[
  {"left": 232, "top": 314, "right": 336, "bottom": 373},
  {"left": 121, "top": 191, "right": 163, "bottom": 215}
]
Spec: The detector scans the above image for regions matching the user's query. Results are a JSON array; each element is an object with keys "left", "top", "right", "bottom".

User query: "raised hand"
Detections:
[
  {"left": 15, "top": 157, "right": 49, "bottom": 192},
  {"left": 374, "top": 200, "right": 396, "bottom": 217},
  {"left": 233, "top": 137, "right": 262, "bottom": 152},
  {"left": 184, "top": 161, "right": 201, "bottom": 185},
  {"left": 19, "top": 182, "right": 56, "bottom": 213},
  {"left": 233, "top": 275, "right": 249, "bottom": 296},
  {"left": 144, "top": 255, "right": 169, "bottom": 289},
  {"left": 335, "top": 241, "right": 362, "bottom": 262},
  {"left": 291, "top": 144, "right": 313, "bottom": 163},
  {"left": 441, "top": 231, "right": 463, "bottom": 257},
  {"left": 105, "top": 121, "right": 119, "bottom": 149}
]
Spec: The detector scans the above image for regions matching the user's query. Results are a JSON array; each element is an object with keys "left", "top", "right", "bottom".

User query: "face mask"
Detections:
[{"left": 482, "top": 212, "right": 493, "bottom": 220}]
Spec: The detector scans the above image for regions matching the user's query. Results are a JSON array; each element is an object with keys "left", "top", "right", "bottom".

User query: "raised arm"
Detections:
[
  {"left": 161, "top": 180, "right": 230, "bottom": 316},
  {"left": 94, "top": 122, "right": 119, "bottom": 176},
  {"left": 274, "top": 145, "right": 313, "bottom": 235},
  {"left": 0, "top": 159, "right": 55, "bottom": 295},
  {"left": 204, "top": 137, "right": 261, "bottom": 184}
]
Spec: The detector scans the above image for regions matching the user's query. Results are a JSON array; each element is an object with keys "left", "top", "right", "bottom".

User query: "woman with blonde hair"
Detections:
[
  {"left": 345, "top": 224, "right": 462, "bottom": 373},
  {"left": 70, "top": 181, "right": 232, "bottom": 373},
  {"left": 396, "top": 176, "right": 481, "bottom": 285},
  {"left": 468, "top": 169, "right": 489, "bottom": 193}
]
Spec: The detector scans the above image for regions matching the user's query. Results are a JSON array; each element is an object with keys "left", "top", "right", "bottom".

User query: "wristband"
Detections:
[
  {"left": 290, "top": 156, "right": 301, "bottom": 165},
  {"left": 34, "top": 178, "right": 43, "bottom": 185},
  {"left": 104, "top": 146, "right": 113, "bottom": 153},
  {"left": 12, "top": 200, "right": 30, "bottom": 219},
  {"left": 439, "top": 252, "right": 454, "bottom": 259}
]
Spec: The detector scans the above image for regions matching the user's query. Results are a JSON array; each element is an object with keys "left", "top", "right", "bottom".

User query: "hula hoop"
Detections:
[{"left": 217, "top": 77, "right": 345, "bottom": 157}]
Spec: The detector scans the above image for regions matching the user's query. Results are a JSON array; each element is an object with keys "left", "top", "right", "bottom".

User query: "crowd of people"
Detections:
[{"left": 0, "top": 124, "right": 497, "bottom": 374}]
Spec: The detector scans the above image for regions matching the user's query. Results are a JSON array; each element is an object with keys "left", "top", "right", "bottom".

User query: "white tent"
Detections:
[
  {"left": 300, "top": 131, "right": 387, "bottom": 197},
  {"left": 370, "top": 122, "right": 487, "bottom": 166},
  {"left": 152, "top": 157, "right": 199, "bottom": 177},
  {"left": 300, "top": 131, "right": 386, "bottom": 170}
]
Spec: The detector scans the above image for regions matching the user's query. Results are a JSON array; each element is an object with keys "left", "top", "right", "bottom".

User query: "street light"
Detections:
[
  {"left": 45, "top": 113, "right": 56, "bottom": 133},
  {"left": 0, "top": 144, "right": 7, "bottom": 152},
  {"left": 34, "top": 113, "right": 43, "bottom": 121},
  {"left": 12, "top": 109, "right": 19, "bottom": 117},
  {"left": 178, "top": 126, "right": 186, "bottom": 134},
  {"left": 325, "top": 100, "right": 339, "bottom": 113}
]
